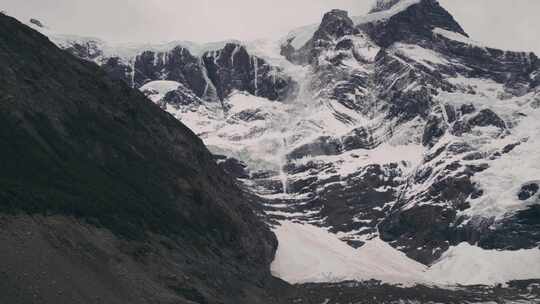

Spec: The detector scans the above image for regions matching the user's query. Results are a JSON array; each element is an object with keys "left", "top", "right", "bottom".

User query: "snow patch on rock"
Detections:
[
  {"left": 392, "top": 43, "right": 450, "bottom": 70},
  {"left": 433, "top": 28, "right": 485, "bottom": 47},
  {"left": 426, "top": 242, "right": 540, "bottom": 285},
  {"left": 140, "top": 80, "right": 181, "bottom": 103},
  {"left": 354, "top": 0, "right": 421, "bottom": 25}
]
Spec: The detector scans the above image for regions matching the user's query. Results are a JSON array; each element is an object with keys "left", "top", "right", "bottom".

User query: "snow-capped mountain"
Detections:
[
  {"left": 28, "top": 0, "right": 540, "bottom": 290},
  {"left": 32, "top": 26, "right": 294, "bottom": 102}
]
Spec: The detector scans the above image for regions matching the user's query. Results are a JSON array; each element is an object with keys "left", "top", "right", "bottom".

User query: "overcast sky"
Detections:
[{"left": 3, "top": 0, "right": 540, "bottom": 54}]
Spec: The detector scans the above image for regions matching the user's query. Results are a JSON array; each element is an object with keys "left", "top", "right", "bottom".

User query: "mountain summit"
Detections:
[{"left": 359, "top": 0, "right": 469, "bottom": 47}]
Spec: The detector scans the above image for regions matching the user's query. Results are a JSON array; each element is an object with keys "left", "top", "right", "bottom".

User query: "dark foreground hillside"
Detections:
[{"left": 0, "top": 13, "right": 281, "bottom": 304}]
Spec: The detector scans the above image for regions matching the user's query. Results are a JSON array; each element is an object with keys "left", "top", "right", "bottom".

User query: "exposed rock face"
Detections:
[
  {"left": 358, "top": 0, "right": 468, "bottom": 47},
  {"left": 60, "top": 40, "right": 294, "bottom": 103},
  {"left": 0, "top": 14, "right": 279, "bottom": 304},
  {"left": 270, "top": 0, "right": 540, "bottom": 266},
  {"left": 422, "top": 115, "right": 447, "bottom": 147},
  {"left": 427, "top": 33, "right": 539, "bottom": 86},
  {"left": 312, "top": 9, "right": 358, "bottom": 47},
  {"left": 288, "top": 136, "right": 343, "bottom": 159},
  {"left": 519, "top": 183, "right": 540, "bottom": 201},
  {"left": 215, "top": 155, "right": 250, "bottom": 179},
  {"left": 281, "top": 9, "right": 360, "bottom": 65},
  {"left": 133, "top": 47, "right": 210, "bottom": 97},
  {"left": 162, "top": 83, "right": 203, "bottom": 107},
  {"left": 203, "top": 43, "right": 293, "bottom": 101},
  {"left": 468, "top": 109, "right": 507, "bottom": 129}
]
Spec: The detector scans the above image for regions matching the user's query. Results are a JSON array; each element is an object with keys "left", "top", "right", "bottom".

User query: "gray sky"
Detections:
[
  {"left": 440, "top": 0, "right": 540, "bottom": 53},
  {"left": 3, "top": 0, "right": 540, "bottom": 54}
]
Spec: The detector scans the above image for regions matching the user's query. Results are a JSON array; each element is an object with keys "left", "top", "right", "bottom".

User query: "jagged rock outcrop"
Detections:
[
  {"left": 281, "top": 9, "right": 360, "bottom": 65},
  {"left": 133, "top": 47, "right": 210, "bottom": 97},
  {"left": 60, "top": 39, "right": 294, "bottom": 103},
  {"left": 203, "top": 43, "right": 293, "bottom": 101},
  {"left": 358, "top": 0, "right": 468, "bottom": 47},
  {"left": 162, "top": 83, "right": 204, "bottom": 106}
]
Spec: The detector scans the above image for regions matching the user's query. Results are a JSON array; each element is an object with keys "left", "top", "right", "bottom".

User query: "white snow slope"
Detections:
[
  {"left": 140, "top": 80, "right": 181, "bottom": 102},
  {"left": 271, "top": 221, "right": 540, "bottom": 286},
  {"left": 271, "top": 221, "right": 428, "bottom": 285}
]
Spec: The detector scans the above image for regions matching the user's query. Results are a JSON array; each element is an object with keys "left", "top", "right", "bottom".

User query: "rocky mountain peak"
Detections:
[
  {"left": 315, "top": 9, "right": 357, "bottom": 41},
  {"left": 280, "top": 8, "right": 360, "bottom": 65},
  {"left": 322, "top": 9, "right": 350, "bottom": 22},
  {"left": 359, "top": 0, "right": 468, "bottom": 47}
]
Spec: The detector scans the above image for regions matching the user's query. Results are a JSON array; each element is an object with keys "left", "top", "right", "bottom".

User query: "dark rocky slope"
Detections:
[{"left": 0, "top": 13, "right": 280, "bottom": 304}]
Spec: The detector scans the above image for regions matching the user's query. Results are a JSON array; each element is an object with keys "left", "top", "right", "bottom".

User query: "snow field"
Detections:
[{"left": 271, "top": 221, "right": 540, "bottom": 286}]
